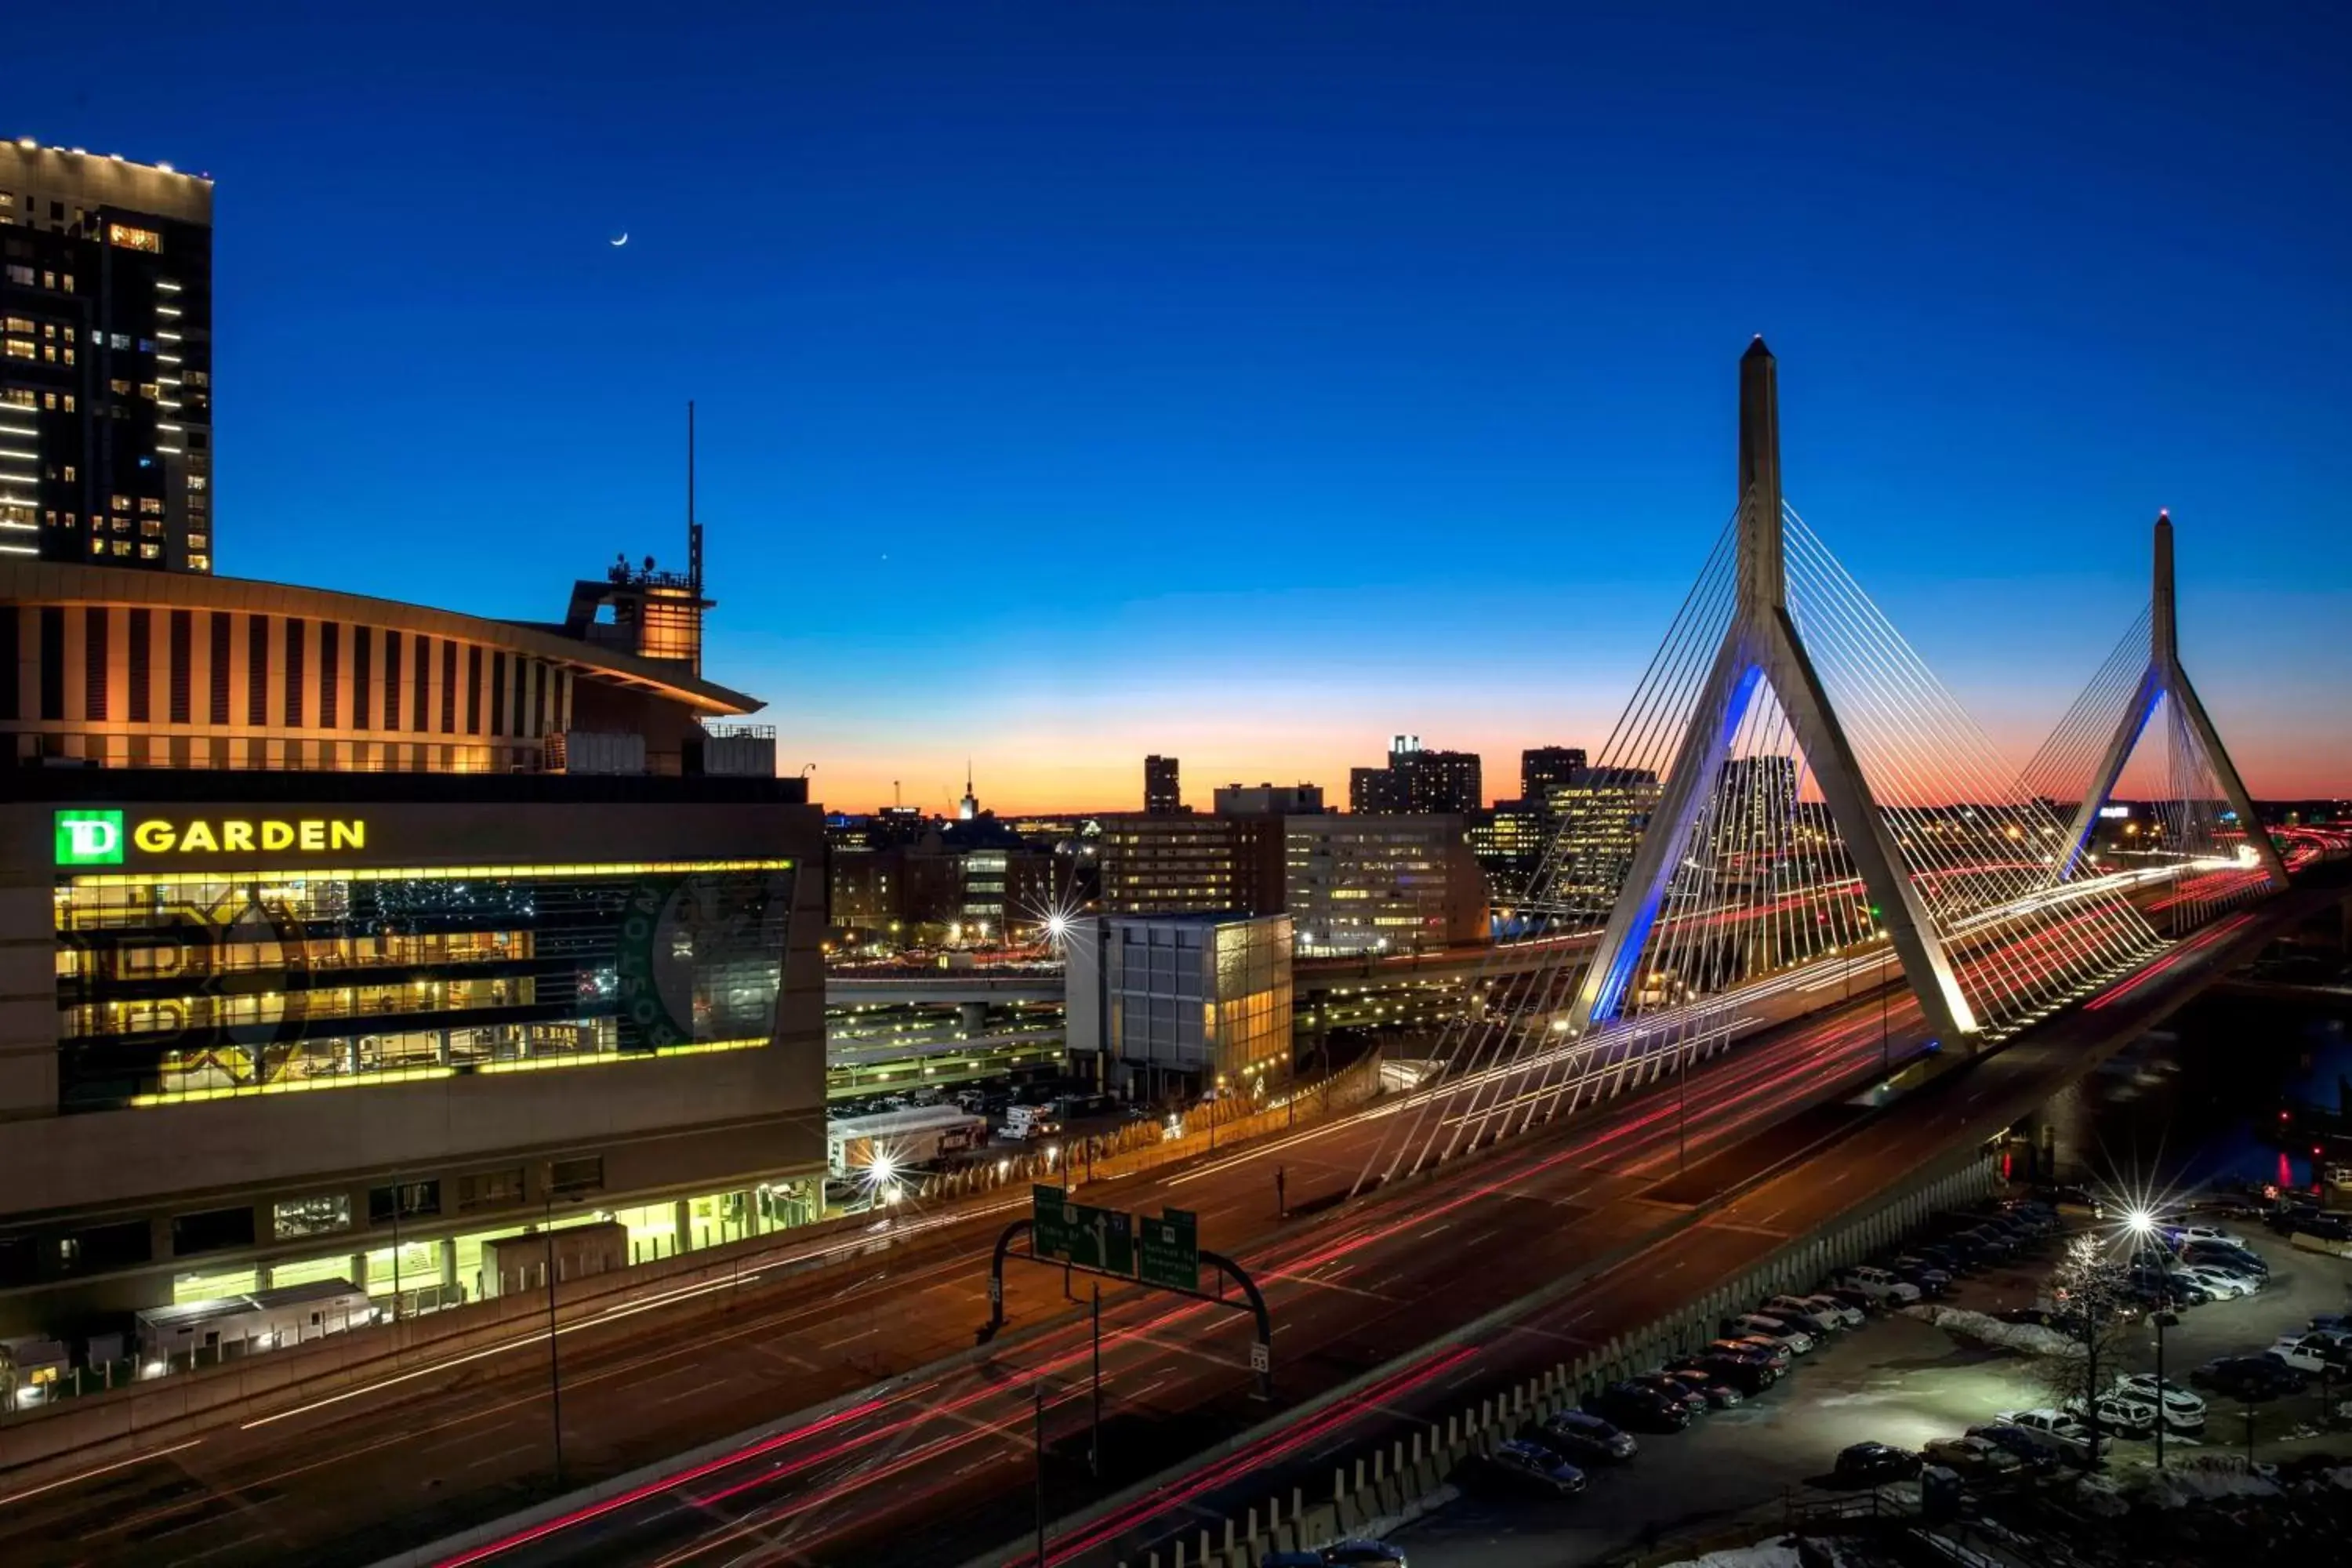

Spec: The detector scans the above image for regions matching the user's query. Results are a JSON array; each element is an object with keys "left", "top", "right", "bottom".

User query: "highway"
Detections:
[{"left": 0, "top": 883, "right": 2320, "bottom": 1567}]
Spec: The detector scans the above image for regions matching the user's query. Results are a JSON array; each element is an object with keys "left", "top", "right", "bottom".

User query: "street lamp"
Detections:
[{"left": 2151, "top": 1309, "right": 2180, "bottom": 1469}]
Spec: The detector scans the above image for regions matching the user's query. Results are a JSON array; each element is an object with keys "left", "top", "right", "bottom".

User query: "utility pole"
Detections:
[
  {"left": 542, "top": 1177, "right": 565, "bottom": 1491},
  {"left": 1090, "top": 1283, "right": 1102, "bottom": 1479},
  {"left": 1033, "top": 1383, "right": 1048, "bottom": 1567}
]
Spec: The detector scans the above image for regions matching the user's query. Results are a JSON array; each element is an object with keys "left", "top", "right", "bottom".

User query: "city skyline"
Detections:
[{"left": 11, "top": 4, "right": 2350, "bottom": 815}]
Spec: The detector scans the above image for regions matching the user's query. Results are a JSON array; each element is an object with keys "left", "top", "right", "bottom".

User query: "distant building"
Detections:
[
  {"left": 1521, "top": 746, "right": 1588, "bottom": 806},
  {"left": 1350, "top": 735, "right": 1482, "bottom": 815},
  {"left": 1544, "top": 766, "right": 1661, "bottom": 907},
  {"left": 1214, "top": 781, "right": 1325, "bottom": 816},
  {"left": 1065, "top": 912, "right": 1293, "bottom": 1099},
  {"left": 1, "top": 142, "right": 215, "bottom": 573},
  {"left": 1144, "top": 753, "right": 1181, "bottom": 814},
  {"left": 1096, "top": 813, "right": 1283, "bottom": 916},
  {"left": 1284, "top": 815, "right": 1488, "bottom": 956},
  {"left": 1468, "top": 799, "right": 1549, "bottom": 903}
]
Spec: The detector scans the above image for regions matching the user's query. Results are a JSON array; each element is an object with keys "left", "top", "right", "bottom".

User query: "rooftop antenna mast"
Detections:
[{"left": 686, "top": 400, "right": 704, "bottom": 596}]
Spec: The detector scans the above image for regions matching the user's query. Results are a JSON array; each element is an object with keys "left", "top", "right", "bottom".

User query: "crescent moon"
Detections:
[{"left": 609, "top": 232, "right": 629, "bottom": 248}]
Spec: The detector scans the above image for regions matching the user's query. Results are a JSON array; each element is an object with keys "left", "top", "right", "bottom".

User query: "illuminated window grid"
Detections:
[
  {"left": 61, "top": 857, "right": 794, "bottom": 896},
  {"left": 125, "top": 1035, "right": 768, "bottom": 1108}
]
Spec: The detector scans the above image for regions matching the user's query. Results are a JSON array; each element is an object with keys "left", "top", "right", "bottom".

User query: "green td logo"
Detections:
[{"left": 55, "top": 810, "right": 126, "bottom": 866}]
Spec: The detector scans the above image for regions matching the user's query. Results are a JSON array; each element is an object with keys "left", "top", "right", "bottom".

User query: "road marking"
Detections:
[{"left": 0, "top": 1439, "right": 203, "bottom": 1508}]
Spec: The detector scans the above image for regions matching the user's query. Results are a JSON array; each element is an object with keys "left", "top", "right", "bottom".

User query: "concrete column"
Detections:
[
  {"left": 439, "top": 1236, "right": 458, "bottom": 1289},
  {"left": 960, "top": 1001, "right": 988, "bottom": 1035},
  {"left": 349, "top": 1251, "right": 368, "bottom": 1290},
  {"left": 255, "top": 1263, "right": 274, "bottom": 1290},
  {"left": 673, "top": 1199, "right": 693, "bottom": 1253}
]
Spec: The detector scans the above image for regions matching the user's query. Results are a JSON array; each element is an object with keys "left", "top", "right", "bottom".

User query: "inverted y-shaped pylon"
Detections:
[
  {"left": 1566, "top": 339, "right": 1976, "bottom": 1045},
  {"left": 2050, "top": 512, "right": 2287, "bottom": 891}
]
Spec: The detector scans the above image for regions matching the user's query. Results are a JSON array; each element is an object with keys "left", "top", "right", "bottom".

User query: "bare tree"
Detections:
[{"left": 2036, "top": 1232, "right": 2133, "bottom": 1465}]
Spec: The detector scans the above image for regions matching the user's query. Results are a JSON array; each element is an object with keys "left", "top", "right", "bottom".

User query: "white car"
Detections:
[
  {"left": 1842, "top": 1266, "right": 1922, "bottom": 1304},
  {"left": 2111, "top": 1374, "right": 2206, "bottom": 1432},
  {"left": 2181, "top": 1265, "right": 2257, "bottom": 1300},
  {"left": 1994, "top": 1407, "right": 2107, "bottom": 1461},
  {"left": 1724, "top": 1313, "right": 1816, "bottom": 1354},
  {"left": 2169, "top": 1223, "right": 2250, "bottom": 1250},
  {"left": 1795, "top": 1292, "right": 1866, "bottom": 1330},
  {"left": 1762, "top": 1296, "right": 1844, "bottom": 1335},
  {"left": 2068, "top": 1393, "right": 2158, "bottom": 1438}
]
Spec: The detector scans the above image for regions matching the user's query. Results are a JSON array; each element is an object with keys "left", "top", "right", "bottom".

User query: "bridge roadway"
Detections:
[
  {"left": 0, "top": 889, "right": 2318, "bottom": 1567},
  {"left": 431, "top": 895, "right": 2291, "bottom": 1568}
]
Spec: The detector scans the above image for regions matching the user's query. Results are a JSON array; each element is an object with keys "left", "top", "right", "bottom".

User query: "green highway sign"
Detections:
[
  {"left": 1138, "top": 1207, "right": 1200, "bottom": 1293},
  {"left": 1030, "top": 1185, "right": 1135, "bottom": 1274}
]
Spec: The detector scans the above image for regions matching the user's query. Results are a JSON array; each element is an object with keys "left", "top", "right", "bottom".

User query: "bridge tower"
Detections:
[
  {"left": 1566, "top": 339, "right": 1977, "bottom": 1046},
  {"left": 2053, "top": 514, "right": 2288, "bottom": 890}
]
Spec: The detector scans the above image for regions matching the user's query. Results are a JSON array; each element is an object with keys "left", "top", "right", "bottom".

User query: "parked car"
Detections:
[
  {"left": 1624, "top": 1372, "right": 1711, "bottom": 1418},
  {"left": 2266, "top": 1333, "right": 2352, "bottom": 1375},
  {"left": 1530, "top": 1409, "right": 1639, "bottom": 1463},
  {"left": 1470, "top": 1439, "right": 1588, "bottom": 1498},
  {"left": 1320, "top": 1541, "right": 1410, "bottom": 1566},
  {"left": 1994, "top": 1306, "right": 2061, "bottom": 1328},
  {"left": 2067, "top": 1393, "right": 2159, "bottom": 1439},
  {"left": 1587, "top": 1381, "right": 1693, "bottom": 1433},
  {"left": 2111, "top": 1373, "right": 2207, "bottom": 1433},
  {"left": 1833, "top": 1443, "right": 1922, "bottom": 1485},
  {"left": 1657, "top": 1367, "right": 1744, "bottom": 1408},
  {"left": 1816, "top": 1286, "right": 1883, "bottom": 1319},
  {"left": 1965, "top": 1423, "right": 2065, "bottom": 1473},
  {"left": 1791, "top": 1292, "right": 1867, "bottom": 1330},
  {"left": 2179, "top": 1265, "right": 2258, "bottom": 1301},
  {"left": 1993, "top": 1407, "right": 2107, "bottom": 1462},
  {"left": 1704, "top": 1338, "right": 1790, "bottom": 1372},
  {"left": 1839, "top": 1266, "right": 1922, "bottom": 1305},
  {"left": 1922, "top": 1435, "right": 2022, "bottom": 1478},
  {"left": 2180, "top": 1241, "right": 2268, "bottom": 1277},
  {"left": 2166, "top": 1223, "right": 2252, "bottom": 1250},
  {"left": 1887, "top": 1255, "right": 1955, "bottom": 1294},
  {"left": 2190, "top": 1355, "right": 2307, "bottom": 1401},
  {"left": 1722, "top": 1313, "right": 1816, "bottom": 1355},
  {"left": 1669, "top": 1353, "right": 1779, "bottom": 1396},
  {"left": 1762, "top": 1295, "right": 1845, "bottom": 1336}
]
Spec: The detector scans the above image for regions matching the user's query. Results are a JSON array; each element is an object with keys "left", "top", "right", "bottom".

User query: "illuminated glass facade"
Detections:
[{"left": 54, "top": 860, "right": 794, "bottom": 1109}]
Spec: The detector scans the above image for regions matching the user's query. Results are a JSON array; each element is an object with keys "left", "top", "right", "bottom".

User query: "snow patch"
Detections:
[
  {"left": 1656, "top": 1544, "right": 1803, "bottom": 1568},
  {"left": 1900, "top": 1304, "right": 2077, "bottom": 1358}
]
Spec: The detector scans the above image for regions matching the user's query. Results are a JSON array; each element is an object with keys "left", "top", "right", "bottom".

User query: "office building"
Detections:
[
  {"left": 1213, "top": 781, "right": 1325, "bottom": 817},
  {"left": 1096, "top": 812, "right": 1282, "bottom": 916},
  {"left": 1349, "top": 735, "right": 1482, "bottom": 815},
  {"left": 1521, "top": 746, "right": 1588, "bottom": 807},
  {"left": 1544, "top": 766, "right": 1661, "bottom": 908},
  {"left": 1283, "top": 815, "right": 1488, "bottom": 956},
  {"left": 1143, "top": 753, "right": 1181, "bottom": 815},
  {"left": 2, "top": 142, "right": 215, "bottom": 573},
  {"left": 0, "top": 553, "right": 824, "bottom": 1336},
  {"left": 1065, "top": 912, "right": 1292, "bottom": 1098},
  {"left": 1468, "top": 799, "right": 1549, "bottom": 902}
]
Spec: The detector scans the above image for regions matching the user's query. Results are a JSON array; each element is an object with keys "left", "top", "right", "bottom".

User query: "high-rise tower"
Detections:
[{"left": 1, "top": 140, "right": 215, "bottom": 572}]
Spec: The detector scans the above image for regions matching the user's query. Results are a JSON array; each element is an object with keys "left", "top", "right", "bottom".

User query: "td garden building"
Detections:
[{"left": 0, "top": 557, "right": 823, "bottom": 1336}]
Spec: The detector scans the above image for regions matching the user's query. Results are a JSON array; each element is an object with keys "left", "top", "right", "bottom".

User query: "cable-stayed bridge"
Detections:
[{"left": 1355, "top": 338, "right": 2292, "bottom": 1192}]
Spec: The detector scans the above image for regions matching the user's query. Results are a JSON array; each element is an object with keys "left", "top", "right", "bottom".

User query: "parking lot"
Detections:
[{"left": 1393, "top": 1209, "right": 2352, "bottom": 1566}]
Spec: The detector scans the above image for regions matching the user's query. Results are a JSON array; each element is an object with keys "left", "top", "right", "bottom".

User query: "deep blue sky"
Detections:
[{"left": 20, "top": 3, "right": 2350, "bottom": 808}]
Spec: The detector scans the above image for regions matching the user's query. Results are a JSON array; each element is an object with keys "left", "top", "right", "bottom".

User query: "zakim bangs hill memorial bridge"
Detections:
[{"left": 5, "top": 341, "right": 2344, "bottom": 1568}]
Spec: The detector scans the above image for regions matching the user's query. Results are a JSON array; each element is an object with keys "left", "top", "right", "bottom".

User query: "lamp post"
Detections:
[
  {"left": 541, "top": 1172, "right": 566, "bottom": 1491},
  {"left": 2151, "top": 1309, "right": 2179, "bottom": 1469}
]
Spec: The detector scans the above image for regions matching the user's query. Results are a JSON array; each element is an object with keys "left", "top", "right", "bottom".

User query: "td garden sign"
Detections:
[{"left": 56, "top": 809, "right": 367, "bottom": 866}]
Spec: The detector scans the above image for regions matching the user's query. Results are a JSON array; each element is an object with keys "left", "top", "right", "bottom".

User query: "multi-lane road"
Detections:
[{"left": 0, "top": 881, "right": 2325, "bottom": 1568}]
